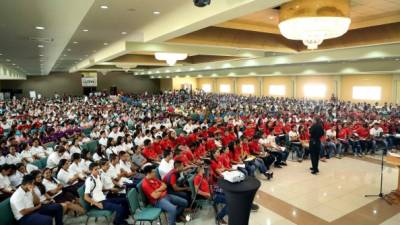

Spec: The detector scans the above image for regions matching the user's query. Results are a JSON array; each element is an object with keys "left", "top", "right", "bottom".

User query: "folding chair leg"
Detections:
[{"left": 85, "top": 216, "right": 89, "bottom": 225}]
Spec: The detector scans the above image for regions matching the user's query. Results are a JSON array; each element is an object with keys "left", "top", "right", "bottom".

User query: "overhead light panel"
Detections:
[
  {"left": 38, "top": 44, "right": 44, "bottom": 48},
  {"left": 121, "top": 31, "right": 127, "bottom": 35},
  {"left": 35, "top": 26, "right": 45, "bottom": 30},
  {"left": 73, "top": 41, "right": 78, "bottom": 44},
  {"left": 153, "top": 11, "right": 160, "bottom": 15},
  {"left": 100, "top": 5, "right": 108, "bottom": 9},
  {"left": 104, "top": 43, "right": 108, "bottom": 46},
  {"left": 82, "top": 29, "right": 89, "bottom": 32},
  {"left": 155, "top": 52, "right": 187, "bottom": 66}
]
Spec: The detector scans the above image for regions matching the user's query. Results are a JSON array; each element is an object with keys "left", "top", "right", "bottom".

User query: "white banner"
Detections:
[{"left": 81, "top": 77, "right": 97, "bottom": 87}]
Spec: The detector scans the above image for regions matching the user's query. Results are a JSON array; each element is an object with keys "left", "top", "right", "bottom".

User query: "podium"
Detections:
[
  {"left": 218, "top": 177, "right": 261, "bottom": 225},
  {"left": 384, "top": 155, "right": 400, "bottom": 204}
]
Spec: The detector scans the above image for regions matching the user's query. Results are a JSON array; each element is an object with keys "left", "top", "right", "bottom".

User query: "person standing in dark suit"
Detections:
[{"left": 309, "top": 117, "right": 324, "bottom": 175}]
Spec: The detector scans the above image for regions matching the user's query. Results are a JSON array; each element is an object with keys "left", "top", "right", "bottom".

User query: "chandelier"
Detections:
[
  {"left": 155, "top": 52, "right": 188, "bottom": 66},
  {"left": 278, "top": 0, "right": 351, "bottom": 50}
]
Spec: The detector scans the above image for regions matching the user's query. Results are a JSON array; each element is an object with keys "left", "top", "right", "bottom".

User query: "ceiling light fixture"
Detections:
[
  {"left": 278, "top": 0, "right": 351, "bottom": 50},
  {"left": 0, "top": 53, "right": 2, "bottom": 56},
  {"left": 73, "top": 41, "right": 78, "bottom": 44},
  {"left": 100, "top": 5, "right": 108, "bottom": 9},
  {"left": 67, "top": 49, "right": 71, "bottom": 51},
  {"left": 39, "top": 54, "right": 44, "bottom": 57},
  {"left": 153, "top": 11, "right": 160, "bottom": 15},
  {"left": 104, "top": 42, "right": 108, "bottom": 46},
  {"left": 35, "top": 26, "right": 45, "bottom": 30},
  {"left": 121, "top": 31, "right": 127, "bottom": 35},
  {"left": 82, "top": 29, "right": 89, "bottom": 32},
  {"left": 38, "top": 44, "right": 44, "bottom": 48},
  {"left": 155, "top": 52, "right": 187, "bottom": 66}
]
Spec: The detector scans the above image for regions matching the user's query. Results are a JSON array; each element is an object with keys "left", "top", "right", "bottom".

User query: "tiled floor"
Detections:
[
  {"left": 259, "top": 157, "right": 399, "bottom": 222},
  {"left": 379, "top": 213, "right": 400, "bottom": 225}
]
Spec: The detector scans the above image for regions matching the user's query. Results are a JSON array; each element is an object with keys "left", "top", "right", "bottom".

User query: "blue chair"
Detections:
[
  {"left": 0, "top": 198, "right": 16, "bottom": 225},
  {"left": 127, "top": 189, "right": 162, "bottom": 224}
]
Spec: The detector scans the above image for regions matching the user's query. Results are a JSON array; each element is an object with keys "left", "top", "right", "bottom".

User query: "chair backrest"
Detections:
[
  {"left": 31, "top": 160, "right": 42, "bottom": 169},
  {"left": 87, "top": 140, "right": 98, "bottom": 154},
  {"left": 188, "top": 175, "right": 196, "bottom": 199},
  {"left": 77, "top": 185, "right": 91, "bottom": 211},
  {"left": 39, "top": 157, "right": 48, "bottom": 169},
  {"left": 155, "top": 167, "right": 161, "bottom": 180},
  {"left": 136, "top": 180, "right": 148, "bottom": 207},
  {"left": 0, "top": 198, "right": 16, "bottom": 225},
  {"left": 127, "top": 188, "right": 140, "bottom": 213}
]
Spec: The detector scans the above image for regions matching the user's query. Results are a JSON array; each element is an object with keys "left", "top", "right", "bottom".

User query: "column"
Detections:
[
  {"left": 212, "top": 78, "right": 218, "bottom": 93},
  {"left": 257, "top": 77, "right": 263, "bottom": 96},
  {"left": 333, "top": 75, "right": 342, "bottom": 99},
  {"left": 290, "top": 76, "right": 297, "bottom": 98},
  {"left": 393, "top": 75, "right": 400, "bottom": 104}
]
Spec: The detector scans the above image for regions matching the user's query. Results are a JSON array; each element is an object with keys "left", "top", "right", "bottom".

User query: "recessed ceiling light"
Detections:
[
  {"left": 100, "top": 5, "right": 108, "bottom": 9},
  {"left": 121, "top": 31, "right": 127, "bottom": 35},
  {"left": 67, "top": 49, "right": 71, "bottom": 51},
  {"left": 73, "top": 41, "right": 78, "bottom": 44},
  {"left": 63, "top": 54, "right": 67, "bottom": 56},
  {"left": 82, "top": 29, "right": 89, "bottom": 32},
  {"left": 6, "top": 59, "right": 11, "bottom": 62},
  {"left": 39, "top": 54, "right": 44, "bottom": 57},
  {"left": 38, "top": 44, "right": 44, "bottom": 48},
  {"left": 35, "top": 26, "right": 45, "bottom": 30},
  {"left": 153, "top": 11, "right": 160, "bottom": 15},
  {"left": 103, "top": 43, "right": 108, "bottom": 46},
  {"left": 12, "top": 63, "right": 16, "bottom": 66},
  {"left": 0, "top": 53, "right": 2, "bottom": 56}
]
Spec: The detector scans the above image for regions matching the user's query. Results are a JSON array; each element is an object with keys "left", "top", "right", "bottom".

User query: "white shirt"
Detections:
[
  {"left": 34, "top": 186, "right": 47, "bottom": 203},
  {"left": 99, "top": 137, "right": 108, "bottom": 146},
  {"left": 10, "top": 187, "right": 34, "bottom": 220},
  {"left": 108, "top": 132, "right": 119, "bottom": 141},
  {"left": 159, "top": 158, "right": 174, "bottom": 179},
  {"left": 100, "top": 170, "right": 114, "bottom": 190},
  {"left": 326, "top": 129, "right": 336, "bottom": 139},
  {"left": 93, "top": 153, "right": 104, "bottom": 162},
  {"left": 0, "top": 156, "right": 5, "bottom": 165},
  {"left": 9, "top": 171, "right": 24, "bottom": 187},
  {"left": 42, "top": 178, "right": 62, "bottom": 198},
  {"left": 57, "top": 169, "right": 77, "bottom": 186},
  {"left": 31, "top": 146, "right": 46, "bottom": 158},
  {"left": 119, "top": 160, "right": 132, "bottom": 174},
  {"left": 288, "top": 131, "right": 300, "bottom": 142},
  {"left": 84, "top": 175, "right": 106, "bottom": 202},
  {"left": 0, "top": 173, "right": 12, "bottom": 194},
  {"left": 370, "top": 127, "right": 384, "bottom": 137},
  {"left": 70, "top": 146, "right": 82, "bottom": 155},
  {"left": 47, "top": 152, "right": 61, "bottom": 168},
  {"left": 69, "top": 162, "right": 85, "bottom": 178},
  {"left": 6, "top": 154, "right": 21, "bottom": 165},
  {"left": 20, "top": 150, "right": 33, "bottom": 162}
]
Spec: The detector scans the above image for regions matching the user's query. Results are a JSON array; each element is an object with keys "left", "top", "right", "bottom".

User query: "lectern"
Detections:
[{"left": 384, "top": 155, "right": 400, "bottom": 204}]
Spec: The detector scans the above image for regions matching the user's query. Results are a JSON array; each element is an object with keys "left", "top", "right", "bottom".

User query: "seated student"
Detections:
[
  {"left": 265, "top": 129, "right": 288, "bottom": 167},
  {"left": 108, "top": 154, "right": 131, "bottom": 187},
  {"left": 118, "top": 151, "right": 137, "bottom": 178},
  {"left": 356, "top": 123, "right": 371, "bottom": 154},
  {"left": 131, "top": 145, "right": 148, "bottom": 170},
  {"left": 159, "top": 149, "right": 175, "bottom": 179},
  {"left": 0, "top": 164, "right": 15, "bottom": 201},
  {"left": 370, "top": 122, "right": 389, "bottom": 154},
  {"left": 299, "top": 125, "right": 310, "bottom": 158},
  {"left": 6, "top": 145, "right": 22, "bottom": 165},
  {"left": 42, "top": 168, "right": 84, "bottom": 215},
  {"left": 163, "top": 160, "right": 191, "bottom": 202},
  {"left": 10, "top": 163, "right": 27, "bottom": 187},
  {"left": 194, "top": 166, "right": 227, "bottom": 225},
  {"left": 69, "top": 153, "right": 87, "bottom": 179},
  {"left": 30, "top": 138, "right": 47, "bottom": 159},
  {"left": 325, "top": 125, "right": 343, "bottom": 158},
  {"left": 142, "top": 165, "right": 188, "bottom": 225},
  {"left": 249, "top": 136, "right": 274, "bottom": 179},
  {"left": 93, "top": 145, "right": 107, "bottom": 162},
  {"left": 47, "top": 146, "right": 69, "bottom": 169},
  {"left": 10, "top": 174, "right": 64, "bottom": 225},
  {"left": 142, "top": 139, "right": 160, "bottom": 162},
  {"left": 337, "top": 123, "right": 350, "bottom": 155},
  {"left": 288, "top": 125, "right": 305, "bottom": 162},
  {"left": 84, "top": 162, "right": 130, "bottom": 225},
  {"left": 99, "top": 159, "right": 126, "bottom": 198},
  {"left": 56, "top": 159, "right": 84, "bottom": 193}
]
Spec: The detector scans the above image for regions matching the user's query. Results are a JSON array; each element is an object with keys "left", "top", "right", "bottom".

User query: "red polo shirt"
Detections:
[
  {"left": 142, "top": 178, "right": 167, "bottom": 205},
  {"left": 194, "top": 174, "right": 210, "bottom": 194},
  {"left": 143, "top": 147, "right": 158, "bottom": 160}
]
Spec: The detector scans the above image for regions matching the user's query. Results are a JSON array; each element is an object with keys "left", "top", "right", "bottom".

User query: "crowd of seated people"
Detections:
[{"left": 0, "top": 91, "right": 399, "bottom": 225}]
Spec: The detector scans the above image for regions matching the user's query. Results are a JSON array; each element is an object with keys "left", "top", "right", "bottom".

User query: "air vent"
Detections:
[{"left": 25, "top": 37, "right": 54, "bottom": 43}]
